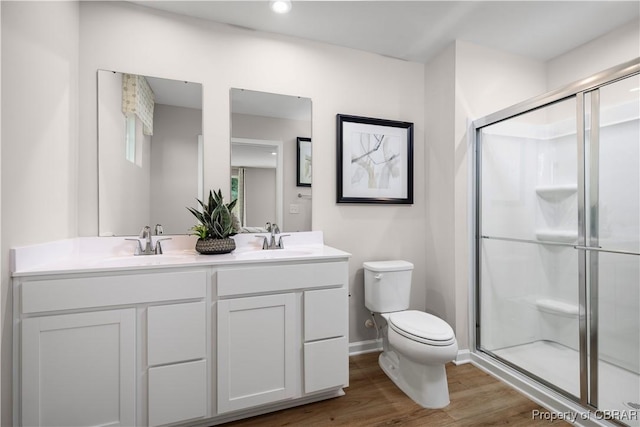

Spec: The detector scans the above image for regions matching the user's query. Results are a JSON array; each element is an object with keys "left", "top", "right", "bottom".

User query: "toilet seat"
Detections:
[{"left": 388, "top": 310, "right": 456, "bottom": 346}]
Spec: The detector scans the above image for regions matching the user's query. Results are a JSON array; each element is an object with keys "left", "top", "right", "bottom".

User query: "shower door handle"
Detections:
[{"left": 573, "top": 245, "right": 640, "bottom": 256}]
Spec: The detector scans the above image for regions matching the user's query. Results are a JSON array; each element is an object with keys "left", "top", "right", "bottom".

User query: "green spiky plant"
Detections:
[{"left": 187, "top": 190, "right": 239, "bottom": 239}]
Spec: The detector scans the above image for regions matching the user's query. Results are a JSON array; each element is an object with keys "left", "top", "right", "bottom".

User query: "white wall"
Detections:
[
  {"left": 1, "top": 2, "right": 80, "bottom": 424},
  {"left": 77, "top": 2, "right": 426, "bottom": 347},
  {"left": 547, "top": 18, "right": 640, "bottom": 90},
  {"left": 424, "top": 45, "right": 456, "bottom": 332}
]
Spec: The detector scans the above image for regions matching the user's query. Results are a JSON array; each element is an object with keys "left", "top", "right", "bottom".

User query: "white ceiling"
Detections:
[{"left": 132, "top": 1, "right": 639, "bottom": 64}]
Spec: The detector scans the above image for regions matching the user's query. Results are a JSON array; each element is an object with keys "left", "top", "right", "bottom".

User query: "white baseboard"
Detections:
[
  {"left": 349, "top": 339, "right": 382, "bottom": 356},
  {"left": 454, "top": 349, "right": 471, "bottom": 365}
]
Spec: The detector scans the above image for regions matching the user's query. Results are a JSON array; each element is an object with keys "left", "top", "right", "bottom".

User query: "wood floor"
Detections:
[{"left": 224, "top": 352, "right": 569, "bottom": 426}]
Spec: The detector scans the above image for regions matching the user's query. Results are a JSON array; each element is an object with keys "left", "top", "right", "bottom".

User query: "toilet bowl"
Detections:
[
  {"left": 380, "top": 310, "right": 458, "bottom": 408},
  {"left": 363, "top": 260, "right": 458, "bottom": 408}
]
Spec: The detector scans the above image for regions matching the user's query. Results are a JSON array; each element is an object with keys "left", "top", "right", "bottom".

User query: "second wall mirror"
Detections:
[{"left": 230, "top": 88, "right": 312, "bottom": 232}]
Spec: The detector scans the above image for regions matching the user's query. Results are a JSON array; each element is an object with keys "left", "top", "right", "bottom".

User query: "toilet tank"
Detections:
[{"left": 363, "top": 260, "right": 414, "bottom": 313}]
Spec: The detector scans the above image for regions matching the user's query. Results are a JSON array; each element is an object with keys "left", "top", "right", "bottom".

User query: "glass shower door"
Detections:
[
  {"left": 585, "top": 74, "right": 640, "bottom": 423},
  {"left": 476, "top": 61, "right": 640, "bottom": 426},
  {"left": 478, "top": 96, "right": 582, "bottom": 399}
]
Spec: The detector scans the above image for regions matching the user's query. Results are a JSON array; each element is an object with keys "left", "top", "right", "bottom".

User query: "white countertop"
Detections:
[{"left": 11, "top": 231, "right": 351, "bottom": 277}]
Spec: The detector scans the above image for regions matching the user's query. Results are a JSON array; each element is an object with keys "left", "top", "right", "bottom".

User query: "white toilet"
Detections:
[{"left": 364, "top": 260, "right": 458, "bottom": 408}]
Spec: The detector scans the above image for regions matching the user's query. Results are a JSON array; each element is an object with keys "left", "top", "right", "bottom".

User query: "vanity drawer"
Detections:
[
  {"left": 21, "top": 270, "right": 207, "bottom": 314},
  {"left": 304, "top": 336, "right": 348, "bottom": 393},
  {"left": 217, "top": 261, "right": 347, "bottom": 297},
  {"left": 147, "top": 301, "right": 206, "bottom": 366},
  {"left": 148, "top": 360, "right": 207, "bottom": 426}
]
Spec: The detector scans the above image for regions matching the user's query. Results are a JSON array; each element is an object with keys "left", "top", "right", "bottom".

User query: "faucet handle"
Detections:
[
  {"left": 154, "top": 237, "right": 172, "bottom": 254},
  {"left": 255, "top": 235, "right": 269, "bottom": 250},
  {"left": 154, "top": 224, "right": 164, "bottom": 235},
  {"left": 277, "top": 234, "right": 290, "bottom": 249},
  {"left": 265, "top": 222, "right": 272, "bottom": 232},
  {"left": 272, "top": 224, "right": 280, "bottom": 234},
  {"left": 139, "top": 225, "right": 151, "bottom": 239},
  {"left": 125, "top": 238, "right": 144, "bottom": 256}
]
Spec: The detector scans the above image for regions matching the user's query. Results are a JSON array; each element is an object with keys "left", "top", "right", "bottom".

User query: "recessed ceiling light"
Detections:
[{"left": 270, "top": 0, "right": 292, "bottom": 14}]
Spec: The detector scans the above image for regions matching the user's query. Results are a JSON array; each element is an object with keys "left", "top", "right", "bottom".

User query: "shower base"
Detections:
[{"left": 494, "top": 341, "right": 639, "bottom": 427}]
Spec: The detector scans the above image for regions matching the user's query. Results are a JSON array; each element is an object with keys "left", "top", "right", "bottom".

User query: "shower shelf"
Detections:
[
  {"left": 535, "top": 184, "right": 578, "bottom": 200},
  {"left": 535, "top": 229, "right": 578, "bottom": 243},
  {"left": 535, "top": 298, "right": 579, "bottom": 317}
]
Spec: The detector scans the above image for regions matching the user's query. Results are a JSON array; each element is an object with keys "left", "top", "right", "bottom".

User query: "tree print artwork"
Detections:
[{"left": 351, "top": 132, "right": 401, "bottom": 190}]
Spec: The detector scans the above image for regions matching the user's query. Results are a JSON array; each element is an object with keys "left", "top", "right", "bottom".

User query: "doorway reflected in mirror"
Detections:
[{"left": 230, "top": 89, "right": 312, "bottom": 232}]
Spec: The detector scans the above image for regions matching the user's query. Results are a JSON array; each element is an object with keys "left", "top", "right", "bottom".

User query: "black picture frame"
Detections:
[
  {"left": 296, "top": 137, "right": 312, "bottom": 187},
  {"left": 336, "top": 114, "right": 413, "bottom": 204}
]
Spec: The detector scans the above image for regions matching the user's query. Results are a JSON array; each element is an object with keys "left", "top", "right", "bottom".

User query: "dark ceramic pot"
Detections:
[{"left": 195, "top": 238, "right": 236, "bottom": 255}]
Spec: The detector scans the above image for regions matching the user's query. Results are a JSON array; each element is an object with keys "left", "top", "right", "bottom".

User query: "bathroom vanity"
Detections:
[{"left": 11, "top": 232, "right": 350, "bottom": 427}]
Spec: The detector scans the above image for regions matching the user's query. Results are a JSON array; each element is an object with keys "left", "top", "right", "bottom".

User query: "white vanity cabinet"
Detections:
[
  {"left": 216, "top": 261, "right": 349, "bottom": 414},
  {"left": 14, "top": 269, "right": 208, "bottom": 427},
  {"left": 12, "top": 233, "right": 351, "bottom": 427}
]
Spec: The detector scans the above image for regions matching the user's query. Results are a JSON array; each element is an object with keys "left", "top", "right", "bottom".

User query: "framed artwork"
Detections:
[
  {"left": 336, "top": 114, "right": 413, "bottom": 204},
  {"left": 297, "top": 137, "right": 312, "bottom": 187}
]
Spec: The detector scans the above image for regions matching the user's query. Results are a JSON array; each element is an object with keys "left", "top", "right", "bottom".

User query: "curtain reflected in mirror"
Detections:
[{"left": 230, "top": 89, "right": 312, "bottom": 232}]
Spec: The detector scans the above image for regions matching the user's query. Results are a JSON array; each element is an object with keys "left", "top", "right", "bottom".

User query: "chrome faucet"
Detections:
[
  {"left": 269, "top": 223, "right": 280, "bottom": 248},
  {"left": 140, "top": 225, "right": 153, "bottom": 254},
  {"left": 257, "top": 223, "right": 289, "bottom": 250},
  {"left": 126, "top": 225, "right": 171, "bottom": 255}
]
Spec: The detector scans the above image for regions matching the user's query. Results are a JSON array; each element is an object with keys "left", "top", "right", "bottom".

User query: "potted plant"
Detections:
[{"left": 187, "top": 189, "right": 239, "bottom": 254}]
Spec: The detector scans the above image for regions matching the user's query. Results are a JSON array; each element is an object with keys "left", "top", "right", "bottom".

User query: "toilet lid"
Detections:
[{"left": 389, "top": 310, "right": 455, "bottom": 346}]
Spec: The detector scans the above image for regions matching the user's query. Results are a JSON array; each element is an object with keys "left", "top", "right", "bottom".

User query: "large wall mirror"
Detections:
[
  {"left": 230, "top": 89, "right": 312, "bottom": 232},
  {"left": 98, "top": 70, "right": 203, "bottom": 236}
]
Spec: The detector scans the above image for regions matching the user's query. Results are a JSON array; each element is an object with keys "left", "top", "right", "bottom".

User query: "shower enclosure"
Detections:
[{"left": 474, "top": 59, "right": 639, "bottom": 426}]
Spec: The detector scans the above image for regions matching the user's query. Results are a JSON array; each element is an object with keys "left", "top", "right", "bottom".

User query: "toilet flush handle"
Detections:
[{"left": 375, "top": 273, "right": 383, "bottom": 280}]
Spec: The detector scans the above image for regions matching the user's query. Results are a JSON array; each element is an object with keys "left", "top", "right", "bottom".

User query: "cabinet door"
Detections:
[
  {"left": 21, "top": 309, "right": 135, "bottom": 427},
  {"left": 217, "top": 294, "right": 297, "bottom": 413}
]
